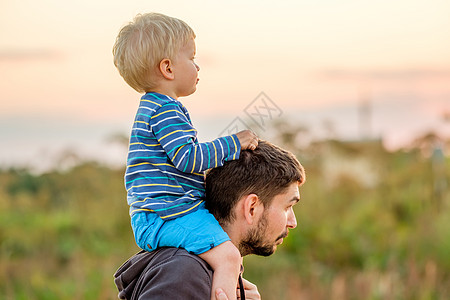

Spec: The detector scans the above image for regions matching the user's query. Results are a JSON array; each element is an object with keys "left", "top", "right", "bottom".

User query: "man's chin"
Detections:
[
  {"left": 240, "top": 241, "right": 275, "bottom": 257},
  {"left": 255, "top": 244, "right": 276, "bottom": 257}
]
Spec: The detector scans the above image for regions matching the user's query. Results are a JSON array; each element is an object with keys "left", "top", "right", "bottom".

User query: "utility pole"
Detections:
[{"left": 358, "top": 86, "right": 372, "bottom": 141}]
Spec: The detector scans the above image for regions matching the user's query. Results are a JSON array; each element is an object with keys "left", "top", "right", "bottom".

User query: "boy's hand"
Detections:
[{"left": 235, "top": 130, "right": 258, "bottom": 150}]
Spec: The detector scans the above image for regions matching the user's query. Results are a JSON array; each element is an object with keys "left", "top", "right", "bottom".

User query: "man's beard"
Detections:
[{"left": 239, "top": 213, "right": 288, "bottom": 256}]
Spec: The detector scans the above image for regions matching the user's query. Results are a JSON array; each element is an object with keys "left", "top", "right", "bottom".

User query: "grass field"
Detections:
[{"left": 1, "top": 134, "right": 449, "bottom": 299}]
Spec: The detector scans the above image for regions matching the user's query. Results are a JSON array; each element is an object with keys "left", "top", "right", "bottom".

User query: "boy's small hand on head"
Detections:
[{"left": 236, "top": 130, "right": 258, "bottom": 151}]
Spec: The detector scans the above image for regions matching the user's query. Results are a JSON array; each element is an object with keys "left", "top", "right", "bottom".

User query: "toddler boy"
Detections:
[{"left": 113, "top": 12, "right": 258, "bottom": 300}]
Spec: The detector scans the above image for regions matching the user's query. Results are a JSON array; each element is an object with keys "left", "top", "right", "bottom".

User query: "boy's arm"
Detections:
[{"left": 151, "top": 104, "right": 241, "bottom": 173}]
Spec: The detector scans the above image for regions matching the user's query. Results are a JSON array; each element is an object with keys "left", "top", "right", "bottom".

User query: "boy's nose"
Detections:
[{"left": 195, "top": 63, "right": 200, "bottom": 71}]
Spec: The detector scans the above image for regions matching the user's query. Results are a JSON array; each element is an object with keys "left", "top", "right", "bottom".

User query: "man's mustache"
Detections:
[{"left": 276, "top": 230, "right": 289, "bottom": 241}]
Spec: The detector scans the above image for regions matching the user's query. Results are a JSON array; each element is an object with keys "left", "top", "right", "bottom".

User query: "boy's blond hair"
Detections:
[{"left": 113, "top": 13, "right": 196, "bottom": 93}]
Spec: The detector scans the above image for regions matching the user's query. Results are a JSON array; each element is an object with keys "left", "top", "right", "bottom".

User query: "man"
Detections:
[{"left": 114, "top": 140, "right": 306, "bottom": 300}]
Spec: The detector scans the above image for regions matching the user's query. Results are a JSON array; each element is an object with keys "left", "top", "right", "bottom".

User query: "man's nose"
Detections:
[
  {"left": 195, "top": 62, "right": 200, "bottom": 71},
  {"left": 287, "top": 209, "right": 297, "bottom": 229}
]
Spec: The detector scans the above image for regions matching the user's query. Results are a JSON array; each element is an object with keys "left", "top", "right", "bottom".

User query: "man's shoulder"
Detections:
[
  {"left": 115, "top": 248, "right": 213, "bottom": 300},
  {"left": 153, "top": 247, "right": 212, "bottom": 274},
  {"left": 117, "top": 247, "right": 212, "bottom": 278}
]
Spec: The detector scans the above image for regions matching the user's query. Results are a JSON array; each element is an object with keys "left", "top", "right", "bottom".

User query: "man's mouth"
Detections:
[{"left": 276, "top": 231, "right": 289, "bottom": 242}]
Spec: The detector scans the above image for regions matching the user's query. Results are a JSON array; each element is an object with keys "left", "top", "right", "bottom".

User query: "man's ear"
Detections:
[
  {"left": 242, "top": 194, "right": 264, "bottom": 225},
  {"left": 159, "top": 58, "right": 175, "bottom": 80}
]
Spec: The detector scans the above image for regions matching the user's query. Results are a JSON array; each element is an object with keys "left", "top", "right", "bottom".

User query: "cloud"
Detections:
[
  {"left": 0, "top": 49, "right": 63, "bottom": 62},
  {"left": 319, "top": 68, "right": 450, "bottom": 81}
]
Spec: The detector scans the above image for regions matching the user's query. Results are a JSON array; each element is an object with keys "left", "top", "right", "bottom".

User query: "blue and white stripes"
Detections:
[{"left": 125, "top": 92, "right": 240, "bottom": 220}]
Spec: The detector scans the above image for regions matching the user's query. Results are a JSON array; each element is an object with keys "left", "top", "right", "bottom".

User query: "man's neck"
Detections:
[{"left": 221, "top": 223, "right": 245, "bottom": 257}]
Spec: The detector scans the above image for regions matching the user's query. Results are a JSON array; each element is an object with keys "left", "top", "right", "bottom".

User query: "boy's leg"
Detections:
[
  {"left": 131, "top": 211, "right": 163, "bottom": 251},
  {"left": 132, "top": 205, "right": 242, "bottom": 300},
  {"left": 199, "top": 241, "right": 241, "bottom": 300}
]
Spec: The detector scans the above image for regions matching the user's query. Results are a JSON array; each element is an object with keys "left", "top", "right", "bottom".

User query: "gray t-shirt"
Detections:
[{"left": 114, "top": 248, "right": 213, "bottom": 300}]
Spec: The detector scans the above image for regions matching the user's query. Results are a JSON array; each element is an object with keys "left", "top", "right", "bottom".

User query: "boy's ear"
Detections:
[
  {"left": 159, "top": 58, "right": 175, "bottom": 80},
  {"left": 242, "top": 194, "right": 264, "bottom": 225}
]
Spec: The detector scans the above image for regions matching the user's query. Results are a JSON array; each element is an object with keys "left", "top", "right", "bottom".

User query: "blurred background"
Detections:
[{"left": 1, "top": 0, "right": 449, "bottom": 299}]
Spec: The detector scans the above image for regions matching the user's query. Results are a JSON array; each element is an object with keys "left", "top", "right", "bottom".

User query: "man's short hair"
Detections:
[
  {"left": 112, "top": 12, "right": 195, "bottom": 93},
  {"left": 206, "top": 140, "right": 305, "bottom": 224}
]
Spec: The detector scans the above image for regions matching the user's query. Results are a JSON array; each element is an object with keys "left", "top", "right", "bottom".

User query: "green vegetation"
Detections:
[
  {"left": 0, "top": 163, "right": 138, "bottom": 299},
  {"left": 0, "top": 133, "right": 449, "bottom": 299}
]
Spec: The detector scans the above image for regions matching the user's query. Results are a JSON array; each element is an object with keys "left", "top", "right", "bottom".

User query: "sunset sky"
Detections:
[{"left": 1, "top": 0, "right": 449, "bottom": 170}]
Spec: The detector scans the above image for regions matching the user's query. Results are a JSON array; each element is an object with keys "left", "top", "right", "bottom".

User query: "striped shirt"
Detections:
[{"left": 125, "top": 92, "right": 241, "bottom": 220}]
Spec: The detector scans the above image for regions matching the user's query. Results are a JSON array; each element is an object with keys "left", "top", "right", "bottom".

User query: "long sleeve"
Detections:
[
  {"left": 151, "top": 103, "right": 240, "bottom": 173},
  {"left": 125, "top": 92, "right": 242, "bottom": 220}
]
